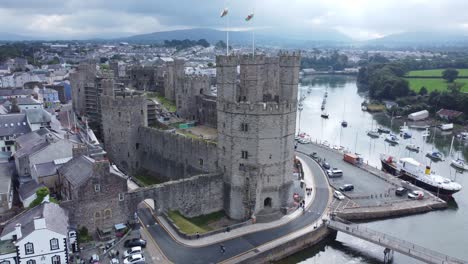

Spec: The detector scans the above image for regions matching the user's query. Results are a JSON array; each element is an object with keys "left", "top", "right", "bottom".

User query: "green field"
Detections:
[
  {"left": 406, "top": 69, "right": 468, "bottom": 77},
  {"left": 405, "top": 78, "right": 468, "bottom": 93},
  {"left": 167, "top": 210, "right": 225, "bottom": 235}
]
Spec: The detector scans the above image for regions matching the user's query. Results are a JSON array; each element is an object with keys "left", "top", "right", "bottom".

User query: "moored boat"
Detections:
[
  {"left": 380, "top": 154, "right": 462, "bottom": 196},
  {"left": 385, "top": 134, "right": 399, "bottom": 144},
  {"left": 426, "top": 151, "right": 444, "bottom": 161},
  {"left": 367, "top": 130, "right": 380, "bottom": 138},
  {"left": 341, "top": 121, "right": 348, "bottom": 127},
  {"left": 451, "top": 159, "right": 468, "bottom": 170},
  {"left": 321, "top": 112, "right": 329, "bottom": 118},
  {"left": 377, "top": 127, "right": 390, "bottom": 134},
  {"left": 406, "top": 144, "right": 420, "bottom": 152}
]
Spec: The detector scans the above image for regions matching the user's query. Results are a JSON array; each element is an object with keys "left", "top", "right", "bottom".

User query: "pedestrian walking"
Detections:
[
  {"left": 196, "top": 232, "right": 200, "bottom": 239},
  {"left": 220, "top": 244, "right": 226, "bottom": 254}
]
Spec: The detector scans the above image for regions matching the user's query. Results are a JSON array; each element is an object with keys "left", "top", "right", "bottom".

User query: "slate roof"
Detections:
[
  {"left": 436, "top": 108, "right": 463, "bottom": 118},
  {"left": 0, "top": 89, "right": 33, "bottom": 97},
  {"left": 58, "top": 155, "right": 95, "bottom": 188},
  {"left": 0, "top": 113, "right": 31, "bottom": 137},
  {"left": 14, "top": 141, "right": 49, "bottom": 159},
  {"left": 23, "top": 108, "right": 52, "bottom": 124},
  {"left": 15, "top": 128, "right": 54, "bottom": 148},
  {"left": 33, "top": 161, "right": 58, "bottom": 178},
  {"left": 16, "top": 97, "right": 41, "bottom": 105},
  {"left": 18, "top": 181, "right": 46, "bottom": 201},
  {"left": 1, "top": 202, "right": 69, "bottom": 239}
]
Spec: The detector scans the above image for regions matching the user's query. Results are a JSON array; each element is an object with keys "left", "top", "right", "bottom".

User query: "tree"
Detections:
[
  {"left": 419, "top": 86, "right": 428, "bottom": 96},
  {"left": 196, "top": 39, "right": 210, "bottom": 48},
  {"left": 29, "top": 187, "right": 50, "bottom": 208},
  {"left": 207, "top": 62, "right": 214, "bottom": 67},
  {"left": 215, "top": 40, "right": 227, "bottom": 49},
  {"left": 442, "top": 68, "right": 459, "bottom": 83}
]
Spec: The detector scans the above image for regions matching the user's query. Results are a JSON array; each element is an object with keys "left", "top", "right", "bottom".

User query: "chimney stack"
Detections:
[{"left": 15, "top": 223, "right": 22, "bottom": 239}]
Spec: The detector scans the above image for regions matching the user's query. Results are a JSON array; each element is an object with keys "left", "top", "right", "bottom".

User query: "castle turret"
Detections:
[
  {"left": 217, "top": 52, "right": 301, "bottom": 220},
  {"left": 101, "top": 88, "right": 147, "bottom": 174}
]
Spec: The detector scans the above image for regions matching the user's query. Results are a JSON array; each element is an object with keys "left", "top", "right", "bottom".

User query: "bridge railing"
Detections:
[{"left": 328, "top": 220, "right": 466, "bottom": 263}]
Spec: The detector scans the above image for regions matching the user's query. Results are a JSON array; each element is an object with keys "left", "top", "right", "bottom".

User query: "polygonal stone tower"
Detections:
[
  {"left": 100, "top": 76, "right": 147, "bottom": 174},
  {"left": 217, "top": 52, "right": 301, "bottom": 220}
]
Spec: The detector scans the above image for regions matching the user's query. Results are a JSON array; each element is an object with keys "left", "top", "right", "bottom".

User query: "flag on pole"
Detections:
[
  {"left": 220, "top": 8, "right": 229, "bottom": 18},
  {"left": 245, "top": 13, "right": 254, "bottom": 21}
]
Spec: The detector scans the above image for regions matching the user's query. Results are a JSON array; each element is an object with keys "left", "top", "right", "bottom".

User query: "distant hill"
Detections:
[
  {"left": 0, "top": 32, "right": 33, "bottom": 41},
  {"left": 368, "top": 31, "right": 468, "bottom": 46},
  {"left": 115, "top": 28, "right": 352, "bottom": 46}
]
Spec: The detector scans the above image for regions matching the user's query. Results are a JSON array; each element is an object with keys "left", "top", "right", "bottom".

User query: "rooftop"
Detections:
[
  {"left": 0, "top": 239, "right": 16, "bottom": 254},
  {"left": 23, "top": 108, "right": 52, "bottom": 124},
  {"left": 16, "top": 97, "right": 41, "bottom": 105},
  {"left": 0, "top": 89, "right": 32, "bottom": 97},
  {"left": 18, "top": 181, "right": 46, "bottom": 201},
  {"left": 1, "top": 202, "right": 68, "bottom": 240},
  {"left": 0, "top": 113, "right": 31, "bottom": 137},
  {"left": 58, "top": 155, "right": 95, "bottom": 188}
]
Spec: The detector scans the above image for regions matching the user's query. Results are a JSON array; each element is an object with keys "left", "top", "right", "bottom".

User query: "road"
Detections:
[{"left": 137, "top": 152, "right": 331, "bottom": 264}]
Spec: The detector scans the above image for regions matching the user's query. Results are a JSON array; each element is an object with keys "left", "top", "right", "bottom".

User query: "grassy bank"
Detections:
[
  {"left": 133, "top": 171, "right": 163, "bottom": 186},
  {"left": 405, "top": 78, "right": 468, "bottom": 93},
  {"left": 167, "top": 210, "right": 225, "bottom": 235},
  {"left": 147, "top": 92, "right": 177, "bottom": 112},
  {"left": 406, "top": 69, "right": 468, "bottom": 77}
]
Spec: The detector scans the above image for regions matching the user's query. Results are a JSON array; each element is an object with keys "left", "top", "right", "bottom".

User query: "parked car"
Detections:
[
  {"left": 322, "top": 162, "right": 331, "bottom": 170},
  {"left": 327, "top": 168, "right": 343, "bottom": 177},
  {"left": 124, "top": 238, "right": 147, "bottom": 248},
  {"left": 298, "top": 138, "right": 310, "bottom": 144},
  {"left": 395, "top": 187, "right": 407, "bottom": 196},
  {"left": 124, "top": 247, "right": 142, "bottom": 258},
  {"left": 309, "top": 152, "right": 318, "bottom": 160},
  {"left": 333, "top": 190, "right": 345, "bottom": 200},
  {"left": 123, "top": 254, "right": 145, "bottom": 264},
  {"left": 408, "top": 190, "right": 424, "bottom": 200},
  {"left": 339, "top": 184, "right": 354, "bottom": 192},
  {"left": 110, "top": 258, "right": 119, "bottom": 264}
]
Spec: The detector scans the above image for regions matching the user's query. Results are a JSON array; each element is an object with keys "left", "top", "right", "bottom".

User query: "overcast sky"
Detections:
[{"left": 0, "top": 0, "right": 467, "bottom": 40}]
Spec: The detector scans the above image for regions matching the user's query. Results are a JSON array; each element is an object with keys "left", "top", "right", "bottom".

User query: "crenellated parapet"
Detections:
[{"left": 218, "top": 101, "right": 297, "bottom": 115}]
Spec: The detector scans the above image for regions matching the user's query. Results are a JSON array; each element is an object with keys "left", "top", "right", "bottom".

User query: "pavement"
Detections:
[
  {"left": 298, "top": 142, "right": 409, "bottom": 207},
  {"left": 136, "top": 152, "right": 332, "bottom": 263}
]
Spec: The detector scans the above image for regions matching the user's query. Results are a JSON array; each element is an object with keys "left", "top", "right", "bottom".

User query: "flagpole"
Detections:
[
  {"left": 252, "top": 31, "right": 255, "bottom": 57},
  {"left": 226, "top": 0, "right": 229, "bottom": 56}
]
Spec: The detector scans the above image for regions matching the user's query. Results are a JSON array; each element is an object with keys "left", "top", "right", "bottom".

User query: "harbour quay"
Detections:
[{"left": 298, "top": 141, "right": 447, "bottom": 221}]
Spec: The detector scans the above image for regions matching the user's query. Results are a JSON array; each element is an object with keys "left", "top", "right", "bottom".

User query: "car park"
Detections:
[
  {"left": 124, "top": 238, "right": 147, "bottom": 248},
  {"left": 123, "top": 254, "right": 145, "bottom": 264},
  {"left": 339, "top": 184, "right": 354, "bottom": 192},
  {"left": 124, "top": 246, "right": 142, "bottom": 258},
  {"left": 395, "top": 187, "right": 407, "bottom": 196},
  {"left": 408, "top": 190, "right": 424, "bottom": 200},
  {"left": 333, "top": 190, "right": 345, "bottom": 200},
  {"left": 327, "top": 168, "right": 343, "bottom": 177}
]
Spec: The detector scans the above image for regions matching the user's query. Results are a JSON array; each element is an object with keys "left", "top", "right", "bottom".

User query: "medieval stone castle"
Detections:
[{"left": 70, "top": 52, "right": 301, "bottom": 231}]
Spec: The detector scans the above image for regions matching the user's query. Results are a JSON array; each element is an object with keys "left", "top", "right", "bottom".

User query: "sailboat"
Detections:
[
  {"left": 426, "top": 127, "right": 443, "bottom": 161},
  {"left": 449, "top": 136, "right": 468, "bottom": 170},
  {"left": 367, "top": 119, "right": 379, "bottom": 138},
  {"left": 406, "top": 143, "right": 420, "bottom": 152},
  {"left": 341, "top": 101, "right": 348, "bottom": 127}
]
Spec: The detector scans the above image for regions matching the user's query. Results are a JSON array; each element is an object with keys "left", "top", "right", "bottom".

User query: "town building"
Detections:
[
  {"left": 436, "top": 108, "right": 463, "bottom": 120},
  {"left": 22, "top": 109, "right": 52, "bottom": 131},
  {"left": 0, "top": 114, "right": 31, "bottom": 154},
  {"left": 0, "top": 162, "right": 14, "bottom": 214},
  {"left": 16, "top": 98, "right": 42, "bottom": 112},
  {"left": 0, "top": 202, "right": 70, "bottom": 264}
]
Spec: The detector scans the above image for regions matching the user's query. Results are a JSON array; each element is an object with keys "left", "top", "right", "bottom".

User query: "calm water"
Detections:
[{"left": 281, "top": 75, "right": 468, "bottom": 264}]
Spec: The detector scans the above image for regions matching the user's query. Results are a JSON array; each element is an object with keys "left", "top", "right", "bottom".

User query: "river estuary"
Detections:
[{"left": 279, "top": 75, "right": 468, "bottom": 264}]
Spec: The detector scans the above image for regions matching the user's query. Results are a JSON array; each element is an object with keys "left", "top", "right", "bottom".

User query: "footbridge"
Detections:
[{"left": 327, "top": 218, "right": 467, "bottom": 264}]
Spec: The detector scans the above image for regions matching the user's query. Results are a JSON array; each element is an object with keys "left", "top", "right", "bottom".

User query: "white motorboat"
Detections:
[
  {"left": 385, "top": 134, "right": 399, "bottom": 144},
  {"left": 367, "top": 130, "right": 380, "bottom": 138},
  {"left": 406, "top": 144, "right": 420, "bottom": 152},
  {"left": 451, "top": 159, "right": 468, "bottom": 170}
]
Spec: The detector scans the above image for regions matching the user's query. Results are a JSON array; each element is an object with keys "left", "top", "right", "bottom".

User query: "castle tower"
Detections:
[
  {"left": 217, "top": 52, "right": 301, "bottom": 220},
  {"left": 100, "top": 85, "right": 147, "bottom": 174}
]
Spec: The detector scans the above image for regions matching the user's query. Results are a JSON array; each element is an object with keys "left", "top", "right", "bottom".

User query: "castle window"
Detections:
[
  {"left": 136, "top": 143, "right": 139, "bottom": 150},
  {"left": 50, "top": 238, "right": 59, "bottom": 250},
  {"left": 269, "top": 154, "right": 272, "bottom": 159},
  {"left": 222, "top": 146, "right": 225, "bottom": 154},
  {"left": 51, "top": 255, "right": 61, "bottom": 264},
  {"left": 241, "top": 151, "right": 249, "bottom": 159},
  {"left": 118, "top": 193, "right": 125, "bottom": 201},
  {"left": 199, "top": 159, "right": 204, "bottom": 166},
  {"left": 118, "top": 112, "right": 121, "bottom": 118},
  {"left": 223, "top": 123, "right": 226, "bottom": 128},
  {"left": 26, "top": 260, "right": 35, "bottom": 264},
  {"left": 25, "top": 242, "right": 34, "bottom": 255},
  {"left": 94, "top": 184, "right": 100, "bottom": 192},
  {"left": 241, "top": 123, "right": 248, "bottom": 132},
  {"left": 104, "top": 209, "right": 112, "bottom": 219},
  {"left": 141, "top": 110, "right": 144, "bottom": 115},
  {"left": 94, "top": 212, "right": 101, "bottom": 219}
]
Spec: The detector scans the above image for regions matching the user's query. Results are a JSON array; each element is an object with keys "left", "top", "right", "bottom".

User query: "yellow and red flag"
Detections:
[
  {"left": 220, "top": 8, "right": 229, "bottom": 18},
  {"left": 245, "top": 13, "right": 254, "bottom": 21}
]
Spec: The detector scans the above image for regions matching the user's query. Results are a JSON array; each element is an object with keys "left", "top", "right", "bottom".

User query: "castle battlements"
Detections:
[{"left": 219, "top": 101, "right": 297, "bottom": 114}]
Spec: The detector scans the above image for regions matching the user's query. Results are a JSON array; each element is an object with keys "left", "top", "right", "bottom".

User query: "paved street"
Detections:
[{"left": 137, "top": 152, "right": 331, "bottom": 264}]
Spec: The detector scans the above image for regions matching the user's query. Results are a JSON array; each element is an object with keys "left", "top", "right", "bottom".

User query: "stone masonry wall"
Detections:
[
  {"left": 125, "top": 173, "right": 224, "bottom": 218},
  {"left": 136, "top": 127, "right": 218, "bottom": 181}
]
